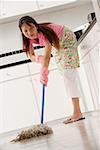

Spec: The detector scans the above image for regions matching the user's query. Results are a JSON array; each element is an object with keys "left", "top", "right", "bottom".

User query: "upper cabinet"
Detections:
[
  {"left": 0, "top": 0, "right": 77, "bottom": 19},
  {"left": 38, "top": 0, "right": 72, "bottom": 9},
  {"left": 0, "top": 0, "right": 38, "bottom": 18}
]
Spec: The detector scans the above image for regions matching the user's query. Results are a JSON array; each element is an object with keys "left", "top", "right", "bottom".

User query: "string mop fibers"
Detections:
[{"left": 10, "top": 84, "right": 53, "bottom": 142}]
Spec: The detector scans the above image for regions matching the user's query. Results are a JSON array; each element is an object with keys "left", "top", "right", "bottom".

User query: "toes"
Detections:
[
  {"left": 63, "top": 117, "right": 85, "bottom": 124},
  {"left": 63, "top": 118, "right": 73, "bottom": 124}
]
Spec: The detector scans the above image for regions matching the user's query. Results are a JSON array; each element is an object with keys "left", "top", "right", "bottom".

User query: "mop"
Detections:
[{"left": 10, "top": 84, "right": 53, "bottom": 142}]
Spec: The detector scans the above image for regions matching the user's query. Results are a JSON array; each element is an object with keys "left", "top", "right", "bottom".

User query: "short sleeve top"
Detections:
[{"left": 30, "top": 23, "right": 64, "bottom": 46}]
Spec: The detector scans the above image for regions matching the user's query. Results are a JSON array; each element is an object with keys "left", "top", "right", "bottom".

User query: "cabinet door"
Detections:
[
  {"left": 0, "top": 22, "right": 23, "bottom": 53},
  {"left": 77, "top": 38, "right": 100, "bottom": 111},
  {"left": 38, "top": 0, "right": 73, "bottom": 9},
  {"left": 0, "top": 84, "right": 4, "bottom": 132},
  {"left": 85, "top": 23, "right": 100, "bottom": 50},
  {"left": 0, "top": 64, "right": 29, "bottom": 82},
  {"left": 45, "top": 70, "right": 72, "bottom": 122},
  {"left": 78, "top": 63, "right": 99, "bottom": 112},
  {"left": 28, "top": 57, "right": 57, "bottom": 75},
  {"left": 0, "top": 77, "right": 39, "bottom": 133},
  {"left": 1, "top": 0, "right": 38, "bottom": 18},
  {"left": 31, "top": 70, "right": 72, "bottom": 122},
  {"left": 78, "top": 23, "right": 100, "bottom": 61},
  {"left": 89, "top": 42, "right": 99, "bottom": 80},
  {"left": 78, "top": 40, "right": 90, "bottom": 64},
  {"left": 89, "top": 42, "right": 99, "bottom": 108}
]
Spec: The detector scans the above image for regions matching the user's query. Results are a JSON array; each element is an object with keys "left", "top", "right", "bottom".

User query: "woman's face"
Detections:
[{"left": 21, "top": 23, "right": 38, "bottom": 39}]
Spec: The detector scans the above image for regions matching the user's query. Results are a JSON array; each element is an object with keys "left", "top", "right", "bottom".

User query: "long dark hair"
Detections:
[{"left": 19, "top": 16, "right": 60, "bottom": 54}]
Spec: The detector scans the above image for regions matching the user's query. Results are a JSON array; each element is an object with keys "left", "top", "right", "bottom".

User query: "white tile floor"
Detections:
[{"left": 0, "top": 110, "right": 100, "bottom": 150}]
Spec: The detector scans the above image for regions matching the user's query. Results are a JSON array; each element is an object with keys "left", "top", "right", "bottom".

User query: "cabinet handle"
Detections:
[
  {"left": 81, "top": 45, "right": 88, "bottom": 49},
  {"left": 6, "top": 73, "right": 11, "bottom": 76}
]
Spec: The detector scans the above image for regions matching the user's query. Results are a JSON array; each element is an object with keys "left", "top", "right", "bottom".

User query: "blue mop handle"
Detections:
[{"left": 41, "top": 84, "right": 45, "bottom": 124}]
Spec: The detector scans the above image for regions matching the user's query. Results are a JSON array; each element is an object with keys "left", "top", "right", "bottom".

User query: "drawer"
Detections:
[
  {"left": 78, "top": 23, "right": 100, "bottom": 61},
  {"left": 0, "top": 64, "right": 29, "bottom": 82},
  {"left": 84, "top": 23, "right": 100, "bottom": 50}
]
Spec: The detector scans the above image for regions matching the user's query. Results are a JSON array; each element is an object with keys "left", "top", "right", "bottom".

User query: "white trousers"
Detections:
[{"left": 62, "top": 69, "right": 81, "bottom": 99}]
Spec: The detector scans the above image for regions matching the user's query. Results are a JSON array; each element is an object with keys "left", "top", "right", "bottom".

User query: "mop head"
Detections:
[{"left": 10, "top": 124, "right": 53, "bottom": 142}]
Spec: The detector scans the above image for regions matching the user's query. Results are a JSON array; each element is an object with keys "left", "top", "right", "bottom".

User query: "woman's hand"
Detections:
[
  {"left": 39, "top": 41, "right": 52, "bottom": 85},
  {"left": 40, "top": 67, "right": 49, "bottom": 86},
  {"left": 36, "top": 55, "right": 44, "bottom": 64},
  {"left": 28, "top": 44, "right": 36, "bottom": 62}
]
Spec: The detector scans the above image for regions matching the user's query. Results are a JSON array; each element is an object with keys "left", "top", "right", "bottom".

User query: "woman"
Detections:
[{"left": 19, "top": 16, "right": 85, "bottom": 124}]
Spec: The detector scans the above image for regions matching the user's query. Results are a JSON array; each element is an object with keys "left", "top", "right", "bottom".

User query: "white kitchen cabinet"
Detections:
[
  {"left": 0, "top": 77, "right": 39, "bottom": 133},
  {"left": 1, "top": 0, "right": 38, "bottom": 18},
  {"left": 31, "top": 70, "right": 73, "bottom": 122},
  {"left": 0, "top": 21, "right": 23, "bottom": 53},
  {"left": 31, "top": 67, "right": 96, "bottom": 122},
  {"left": 38, "top": 0, "right": 75, "bottom": 10},
  {"left": 78, "top": 23, "right": 100, "bottom": 61},
  {"left": 89, "top": 43, "right": 99, "bottom": 81},
  {"left": 27, "top": 55, "right": 69, "bottom": 122},
  {"left": 44, "top": 70, "right": 72, "bottom": 122},
  {"left": 78, "top": 63, "right": 99, "bottom": 111},
  {"left": 84, "top": 23, "right": 100, "bottom": 50},
  {"left": 0, "top": 64, "right": 29, "bottom": 83},
  {"left": 78, "top": 22, "right": 100, "bottom": 111},
  {"left": 92, "top": 0, "right": 100, "bottom": 29},
  {"left": 28, "top": 56, "right": 57, "bottom": 75},
  {"left": 0, "top": 52, "right": 27, "bottom": 66},
  {"left": 0, "top": 84, "right": 4, "bottom": 132}
]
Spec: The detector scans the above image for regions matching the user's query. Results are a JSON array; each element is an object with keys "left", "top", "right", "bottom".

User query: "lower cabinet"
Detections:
[
  {"left": 0, "top": 77, "right": 39, "bottom": 133},
  {"left": 0, "top": 38, "right": 99, "bottom": 133},
  {"left": 0, "top": 69, "right": 72, "bottom": 133},
  {"left": 78, "top": 29, "right": 100, "bottom": 112},
  {"left": 31, "top": 70, "right": 72, "bottom": 123}
]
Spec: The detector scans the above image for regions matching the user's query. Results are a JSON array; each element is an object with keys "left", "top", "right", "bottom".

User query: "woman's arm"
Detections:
[
  {"left": 28, "top": 44, "right": 36, "bottom": 62},
  {"left": 42, "top": 40, "right": 52, "bottom": 68},
  {"left": 40, "top": 41, "right": 52, "bottom": 85}
]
